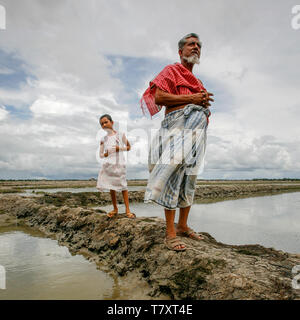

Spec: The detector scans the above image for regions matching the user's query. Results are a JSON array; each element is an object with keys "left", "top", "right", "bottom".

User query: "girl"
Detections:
[{"left": 97, "top": 114, "right": 135, "bottom": 219}]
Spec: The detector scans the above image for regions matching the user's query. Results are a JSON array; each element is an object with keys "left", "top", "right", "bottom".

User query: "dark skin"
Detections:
[
  {"left": 154, "top": 36, "right": 214, "bottom": 115},
  {"left": 154, "top": 37, "right": 215, "bottom": 249}
]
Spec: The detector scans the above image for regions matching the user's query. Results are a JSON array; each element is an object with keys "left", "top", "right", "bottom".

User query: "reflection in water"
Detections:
[
  {"left": 114, "top": 192, "right": 300, "bottom": 254},
  {"left": 0, "top": 229, "right": 168, "bottom": 300},
  {"left": 0, "top": 231, "right": 114, "bottom": 299}
]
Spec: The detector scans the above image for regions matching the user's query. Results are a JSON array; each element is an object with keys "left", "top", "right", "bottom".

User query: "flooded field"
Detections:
[
  {"left": 1, "top": 180, "right": 300, "bottom": 299},
  {"left": 97, "top": 192, "right": 300, "bottom": 254}
]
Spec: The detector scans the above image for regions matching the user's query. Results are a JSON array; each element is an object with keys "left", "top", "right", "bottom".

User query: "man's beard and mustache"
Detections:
[{"left": 183, "top": 54, "right": 200, "bottom": 65}]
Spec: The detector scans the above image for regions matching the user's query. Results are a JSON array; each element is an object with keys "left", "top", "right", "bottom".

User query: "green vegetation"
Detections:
[
  {"left": 236, "top": 249, "right": 260, "bottom": 256},
  {"left": 0, "top": 188, "right": 23, "bottom": 194}
]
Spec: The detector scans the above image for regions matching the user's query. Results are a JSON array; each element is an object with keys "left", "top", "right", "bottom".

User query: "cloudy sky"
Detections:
[{"left": 0, "top": 0, "right": 299, "bottom": 180}]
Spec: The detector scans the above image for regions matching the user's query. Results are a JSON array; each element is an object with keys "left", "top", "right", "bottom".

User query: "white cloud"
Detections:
[
  {"left": 0, "top": 106, "right": 9, "bottom": 120},
  {"left": 30, "top": 97, "right": 76, "bottom": 116},
  {"left": 0, "top": 0, "right": 299, "bottom": 179}
]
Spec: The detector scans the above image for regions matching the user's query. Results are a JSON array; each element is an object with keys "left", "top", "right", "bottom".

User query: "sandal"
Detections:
[
  {"left": 125, "top": 212, "right": 136, "bottom": 219},
  {"left": 164, "top": 236, "right": 186, "bottom": 251},
  {"left": 177, "top": 227, "right": 204, "bottom": 241},
  {"left": 107, "top": 210, "right": 118, "bottom": 218}
]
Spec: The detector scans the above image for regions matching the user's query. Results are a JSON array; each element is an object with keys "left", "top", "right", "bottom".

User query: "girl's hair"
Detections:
[{"left": 99, "top": 114, "right": 113, "bottom": 123}]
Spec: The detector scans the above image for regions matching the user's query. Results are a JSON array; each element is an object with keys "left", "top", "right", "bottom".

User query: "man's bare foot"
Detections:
[
  {"left": 107, "top": 209, "right": 118, "bottom": 218},
  {"left": 176, "top": 226, "right": 204, "bottom": 241},
  {"left": 165, "top": 232, "right": 186, "bottom": 250},
  {"left": 164, "top": 236, "right": 186, "bottom": 251}
]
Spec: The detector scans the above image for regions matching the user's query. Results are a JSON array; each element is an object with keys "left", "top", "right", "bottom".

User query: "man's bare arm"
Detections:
[{"left": 154, "top": 87, "right": 214, "bottom": 108}]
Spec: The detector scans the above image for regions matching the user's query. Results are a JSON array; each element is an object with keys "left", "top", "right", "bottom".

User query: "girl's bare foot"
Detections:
[
  {"left": 107, "top": 209, "right": 118, "bottom": 218},
  {"left": 125, "top": 211, "right": 136, "bottom": 219}
]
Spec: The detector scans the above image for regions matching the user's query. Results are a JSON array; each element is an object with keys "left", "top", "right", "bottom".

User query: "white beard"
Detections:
[{"left": 183, "top": 54, "right": 200, "bottom": 65}]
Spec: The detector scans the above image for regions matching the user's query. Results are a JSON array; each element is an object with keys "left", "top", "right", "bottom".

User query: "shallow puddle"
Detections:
[
  {"left": 0, "top": 225, "right": 158, "bottom": 300},
  {"left": 0, "top": 228, "right": 116, "bottom": 299}
]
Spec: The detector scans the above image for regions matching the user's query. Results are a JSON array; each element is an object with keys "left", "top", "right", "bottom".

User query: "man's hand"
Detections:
[
  {"left": 155, "top": 87, "right": 214, "bottom": 109},
  {"left": 193, "top": 90, "right": 214, "bottom": 108}
]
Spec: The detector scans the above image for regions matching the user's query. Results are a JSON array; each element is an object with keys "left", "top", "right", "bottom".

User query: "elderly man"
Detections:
[{"left": 141, "top": 33, "right": 214, "bottom": 251}]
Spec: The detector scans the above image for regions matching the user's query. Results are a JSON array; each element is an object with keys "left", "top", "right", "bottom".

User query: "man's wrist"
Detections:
[{"left": 190, "top": 95, "right": 196, "bottom": 105}]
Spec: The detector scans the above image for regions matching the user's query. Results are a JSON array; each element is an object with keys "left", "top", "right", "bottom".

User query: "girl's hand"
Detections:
[
  {"left": 105, "top": 146, "right": 117, "bottom": 155},
  {"left": 107, "top": 146, "right": 127, "bottom": 154},
  {"left": 115, "top": 145, "right": 128, "bottom": 152},
  {"left": 111, "top": 146, "right": 121, "bottom": 153}
]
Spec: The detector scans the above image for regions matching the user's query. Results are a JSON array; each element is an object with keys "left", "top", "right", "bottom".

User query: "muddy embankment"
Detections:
[
  {"left": 6, "top": 182, "right": 299, "bottom": 208},
  {"left": 1, "top": 189, "right": 300, "bottom": 300}
]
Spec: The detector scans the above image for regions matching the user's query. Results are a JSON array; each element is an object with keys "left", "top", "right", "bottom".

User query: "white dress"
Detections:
[{"left": 97, "top": 132, "right": 128, "bottom": 192}]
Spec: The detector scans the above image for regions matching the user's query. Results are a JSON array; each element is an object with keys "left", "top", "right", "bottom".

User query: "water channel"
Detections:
[
  {"left": 98, "top": 191, "right": 300, "bottom": 254},
  {"left": 0, "top": 227, "right": 152, "bottom": 300},
  {"left": 1, "top": 191, "right": 299, "bottom": 299}
]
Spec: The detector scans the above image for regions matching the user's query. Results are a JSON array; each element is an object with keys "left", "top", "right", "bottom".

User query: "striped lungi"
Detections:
[{"left": 144, "top": 104, "right": 209, "bottom": 209}]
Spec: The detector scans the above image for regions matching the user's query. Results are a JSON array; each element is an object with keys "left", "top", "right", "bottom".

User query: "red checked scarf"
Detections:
[{"left": 140, "top": 62, "right": 208, "bottom": 117}]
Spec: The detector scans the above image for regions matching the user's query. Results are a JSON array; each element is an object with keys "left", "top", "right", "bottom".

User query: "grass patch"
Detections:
[
  {"left": 141, "top": 218, "right": 156, "bottom": 223},
  {"left": 0, "top": 188, "right": 23, "bottom": 194},
  {"left": 236, "top": 249, "right": 260, "bottom": 256}
]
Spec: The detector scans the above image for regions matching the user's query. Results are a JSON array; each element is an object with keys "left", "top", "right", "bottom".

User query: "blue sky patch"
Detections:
[
  {"left": 0, "top": 50, "right": 34, "bottom": 90},
  {"left": 5, "top": 105, "right": 32, "bottom": 120},
  {"left": 106, "top": 54, "right": 233, "bottom": 117},
  {"left": 106, "top": 55, "right": 171, "bottom": 118},
  {"left": 106, "top": 54, "right": 170, "bottom": 91}
]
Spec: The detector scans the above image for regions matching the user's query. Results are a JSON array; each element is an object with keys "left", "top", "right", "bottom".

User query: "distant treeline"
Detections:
[
  {"left": 199, "top": 178, "right": 300, "bottom": 181},
  {"left": 1, "top": 178, "right": 300, "bottom": 182},
  {"left": 251, "top": 178, "right": 300, "bottom": 181},
  {"left": 197, "top": 178, "right": 300, "bottom": 181}
]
